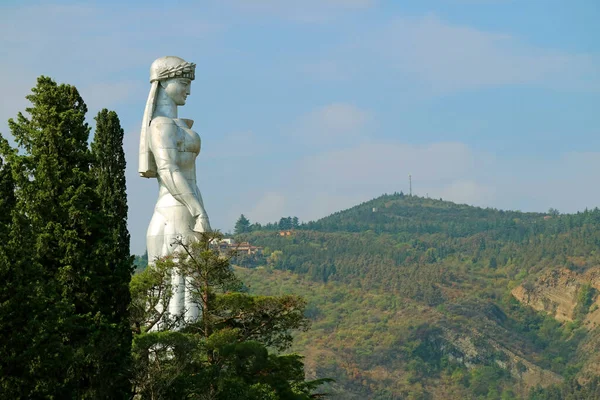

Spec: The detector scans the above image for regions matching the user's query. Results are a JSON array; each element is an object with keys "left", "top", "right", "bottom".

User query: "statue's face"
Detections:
[{"left": 161, "top": 78, "right": 192, "bottom": 106}]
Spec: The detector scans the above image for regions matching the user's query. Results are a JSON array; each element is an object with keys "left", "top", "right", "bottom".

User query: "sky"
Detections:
[{"left": 1, "top": 0, "right": 599, "bottom": 254}]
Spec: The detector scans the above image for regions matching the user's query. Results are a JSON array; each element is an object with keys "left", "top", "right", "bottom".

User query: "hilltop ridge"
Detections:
[{"left": 306, "top": 193, "right": 553, "bottom": 237}]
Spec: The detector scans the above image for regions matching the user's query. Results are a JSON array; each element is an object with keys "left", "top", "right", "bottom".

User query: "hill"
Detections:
[{"left": 233, "top": 193, "right": 600, "bottom": 399}]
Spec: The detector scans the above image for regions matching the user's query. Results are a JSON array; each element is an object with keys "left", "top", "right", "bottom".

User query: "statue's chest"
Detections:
[{"left": 174, "top": 119, "right": 201, "bottom": 154}]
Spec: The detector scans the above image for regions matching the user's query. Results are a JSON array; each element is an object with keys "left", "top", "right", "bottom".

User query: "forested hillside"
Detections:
[{"left": 233, "top": 193, "right": 600, "bottom": 399}]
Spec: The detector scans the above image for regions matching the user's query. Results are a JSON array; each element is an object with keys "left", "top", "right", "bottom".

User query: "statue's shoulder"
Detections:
[
  {"left": 149, "top": 117, "right": 178, "bottom": 148},
  {"left": 149, "top": 117, "right": 178, "bottom": 143},
  {"left": 150, "top": 116, "right": 176, "bottom": 127}
]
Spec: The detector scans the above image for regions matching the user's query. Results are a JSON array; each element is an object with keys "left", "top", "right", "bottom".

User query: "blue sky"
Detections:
[{"left": 1, "top": 0, "right": 599, "bottom": 254}]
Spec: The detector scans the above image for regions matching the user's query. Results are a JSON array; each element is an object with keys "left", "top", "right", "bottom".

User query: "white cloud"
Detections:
[
  {"left": 239, "top": 140, "right": 600, "bottom": 226},
  {"left": 316, "top": 14, "right": 600, "bottom": 93},
  {"left": 309, "top": 104, "right": 369, "bottom": 135},
  {"left": 3, "top": 3, "right": 598, "bottom": 254},
  {"left": 237, "top": 141, "right": 478, "bottom": 223},
  {"left": 421, "top": 180, "right": 497, "bottom": 206},
  {"left": 289, "top": 103, "right": 371, "bottom": 148},
  {"left": 81, "top": 81, "right": 146, "bottom": 117},
  {"left": 292, "top": 141, "right": 474, "bottom": 188},
  {"left": 247, "top": 192, "right": 287, "bottom": 223},
  {"left": 489, "top": 151, "right": 600, "bottom": 214},
  {"left": 396, "top": 15, "right": 599, "bottom": 92},
  {"left": 0, "top": 3, "right": 223, "bottom": 86},
  {"left": 0, "top": 5, "right": 150, "bottom": 74},
  {"left": 226, "top": 0, "right": 375, "bottom": 22}
]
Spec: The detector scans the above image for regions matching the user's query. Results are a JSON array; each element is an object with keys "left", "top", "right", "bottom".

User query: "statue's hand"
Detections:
[{"left": 193, "top": 215, "right": 211, "bottom": 233}]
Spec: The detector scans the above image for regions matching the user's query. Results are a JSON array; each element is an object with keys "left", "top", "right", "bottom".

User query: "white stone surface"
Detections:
[{"left": 139, "top": 56, "right": 209, "bottom": 323}]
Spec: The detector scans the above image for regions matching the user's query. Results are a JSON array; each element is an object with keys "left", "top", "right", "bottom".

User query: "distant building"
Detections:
[
  {"left": 278, "top": 230, "right": 294, "bottom": 236},
  {"left": 217, "top": 238, "right": 262, "bottom": 255},
  {"left": 234, "top": 241, "right": 263, "bottom": 255}
]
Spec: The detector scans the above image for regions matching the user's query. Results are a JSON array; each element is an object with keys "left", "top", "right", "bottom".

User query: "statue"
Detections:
[{"left": 139, "top": 56, "right": 211, "bottom": 322}]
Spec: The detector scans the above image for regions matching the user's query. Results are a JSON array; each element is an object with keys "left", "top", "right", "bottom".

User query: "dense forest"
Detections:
[{"left": 232, "top": 194, "right": 600, "bottom": 399}]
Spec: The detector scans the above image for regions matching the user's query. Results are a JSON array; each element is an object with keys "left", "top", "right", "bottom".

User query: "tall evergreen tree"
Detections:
[
  {"left": 0, "top": 141, "right": 15, "bottom": 242},
  {"left": 90, "top": 109, "right": 133, "bottom": 397},
  {"left": 0, "top": 77, "right": 131, "bottom": 398},
  {"left": 235, "top": 214, "right": 251, "bottom": 234}
]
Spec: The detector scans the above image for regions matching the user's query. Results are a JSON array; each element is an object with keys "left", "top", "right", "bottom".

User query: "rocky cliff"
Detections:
[
  {"left": 512, "top": 266, "right": 600, "bottom": 384},
  {"left": 512, "top": 267, "right": 600, "bottom": 327}
]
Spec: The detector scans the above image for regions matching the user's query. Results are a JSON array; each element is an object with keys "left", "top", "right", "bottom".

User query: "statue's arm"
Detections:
[{"left": 150, "top": 120, "right": 210, "bottom": 231}]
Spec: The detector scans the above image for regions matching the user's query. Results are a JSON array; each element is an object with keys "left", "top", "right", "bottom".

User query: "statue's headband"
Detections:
[{"left": 150, "top": 61, "right": 196, "bottom": 82}]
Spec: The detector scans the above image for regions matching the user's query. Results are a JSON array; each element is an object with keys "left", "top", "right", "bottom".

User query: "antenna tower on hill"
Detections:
[{"left": 409, "top": 174, "right": 412, "bottom": 196}]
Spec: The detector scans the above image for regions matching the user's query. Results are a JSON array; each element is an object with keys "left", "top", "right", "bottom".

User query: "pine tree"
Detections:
[
  {"left": 0, "top": 77, "right": 131, "bottom": 398},
  {"left": 90, "top": 109, "right": 133, "bottom": 397},
  {"left": 235, "top": 214, "right": 251, "bottom": 234}
]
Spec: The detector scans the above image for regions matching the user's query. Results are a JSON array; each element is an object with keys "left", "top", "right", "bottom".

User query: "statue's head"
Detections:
[
  {"left": 140, "top": 56, "right": 197, "bottom": 178},
  {"left": 150, "top": 56, "right": 196, "bottom": 82},
  {"left": 150, "top": 56, "right": 196, "bottom": 106}
]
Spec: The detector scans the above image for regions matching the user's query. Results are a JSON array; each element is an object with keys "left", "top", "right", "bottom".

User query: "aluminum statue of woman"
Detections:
[{"left": 139, "top": 56, "right": 211, "bottom": 322}]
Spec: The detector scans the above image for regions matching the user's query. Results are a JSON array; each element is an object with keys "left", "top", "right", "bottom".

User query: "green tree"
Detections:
[
  {"left": 0, "top": 134, "right": 39, "bottom": 397},
  {"left": 0, "top": 77, "right": 131, "bottom": 398},
  {"left": 90, "top": 108, "right": 134, "bottom": 396},
  {"left": 0, "top": 138, "right": 18, "bottom": 396},
  {"left": 235, "top": 214, "right": 251, "bottom": 234},
  {"left": 0, "top": 144, "right": 15, "bottom": 242},
  {"left": 278, "top": 217, "right": 293, "bottom": 230},
  {"left": 133, "top": 251, "right": 149, "bottom": 271},
  {"left": 574, "top": 283, "right": 596, "bottom": 322},
  {"left": 130, "top": 232, "right": 331, "bottom": 399}
]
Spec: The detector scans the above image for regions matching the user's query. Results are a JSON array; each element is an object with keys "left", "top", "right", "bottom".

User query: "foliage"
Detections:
[
  {"left": 0, "top": 147, "right": 15, "bottom": 243},
  {"left": 130, "top": 231, "right": 331, "bottom": 399},
  {"left": 574, "top": 284, "right": 597, "bottom": 323},
  {"left": 231, "top": 193, "right": 600, "bottom": 399},
  {"left": 90, "top": 108, "right": 134, "bottom": 395},
  {"left": 235, "top": 214, "right": 252, "bottom": 234},
  {"left": 0, "top": 77, "right": 132, "bottom": 398},
  {"left": 133, "top": 251, "right": 149, "bottom": 272},
  {"left": 235, "top": 215, "right": 301, "bottom": 232},
  {"left": 528, "top": 377, "right": 600, "bottom": 400},
  {"left": 278, "top": 216, "right": 300, "bottom": 230}
]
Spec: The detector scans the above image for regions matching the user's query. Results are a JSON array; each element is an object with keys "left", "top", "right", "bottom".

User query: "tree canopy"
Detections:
[
  {"left": 0, "top": 77, "right": 132, "bottom": 398},
  {"left": 235, "top": 214, "right": 252, "bottom": 234},
  {"left": 130, "top": 231, "right": 331, "bottom": 399}
]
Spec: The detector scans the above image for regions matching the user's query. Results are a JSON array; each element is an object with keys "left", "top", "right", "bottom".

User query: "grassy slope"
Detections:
[{"left": 233, "top": 194, "right": 600, "bottom": 399}]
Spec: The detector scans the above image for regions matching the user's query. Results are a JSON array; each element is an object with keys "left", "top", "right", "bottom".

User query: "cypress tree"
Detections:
[
  {"left": 0, "top": 142, "right": 39, "bottom": 397},
  {"left": 235, "top": 214, "right": 251, "bottom": 234},
  {"left": 0, "top": 141, "right": 15, "bottom": 242},
  {"left": 0, "top": 77, "right": 131, "bottom": 398},
  {"left": 90, "top": 108, "right": 133, "bottom": 396}
]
